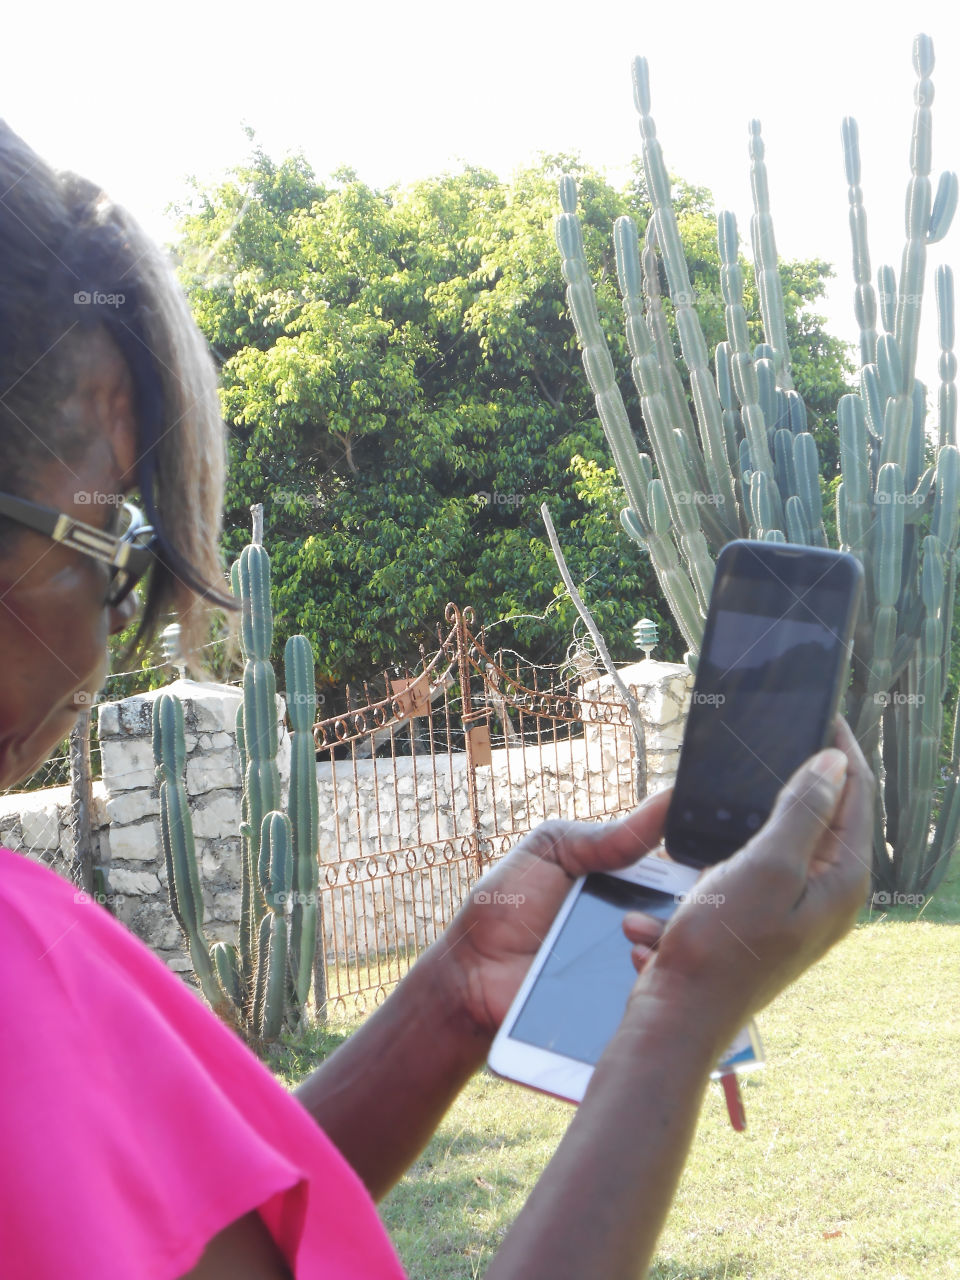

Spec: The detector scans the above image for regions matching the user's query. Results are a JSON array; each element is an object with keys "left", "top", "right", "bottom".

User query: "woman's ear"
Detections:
[{"left": 58, "top": 329, "right": 140, "bottom": 491}]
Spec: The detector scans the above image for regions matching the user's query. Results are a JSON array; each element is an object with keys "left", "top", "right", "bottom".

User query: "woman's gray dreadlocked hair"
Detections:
[{"left": 0, "top": 119, "right": 235, "bottom": 662}]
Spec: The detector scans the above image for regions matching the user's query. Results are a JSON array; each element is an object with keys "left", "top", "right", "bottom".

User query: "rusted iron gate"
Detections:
[{"left": 312, "top": 604, "right": 637, "bottom": 1014}]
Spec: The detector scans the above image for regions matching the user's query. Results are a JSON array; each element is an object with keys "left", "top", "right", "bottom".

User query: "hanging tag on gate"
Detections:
[
  {"left": 467, "top": 722, "right": 493, "bottom": 767},
  {"left": 391, "top": 676, "right": 431, "bottom": 719}
]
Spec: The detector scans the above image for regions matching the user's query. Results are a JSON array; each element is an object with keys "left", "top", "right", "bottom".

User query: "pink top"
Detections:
[{"left": 0, "top": 847, "right": 407, "bottom": 1279}]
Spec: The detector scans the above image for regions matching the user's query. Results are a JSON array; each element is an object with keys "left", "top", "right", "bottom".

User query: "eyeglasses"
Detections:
[{"left": 0, "top": 492, "right": 157, "bottom": 607}]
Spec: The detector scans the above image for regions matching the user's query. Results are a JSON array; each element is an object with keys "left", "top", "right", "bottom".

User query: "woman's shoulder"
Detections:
[
  {"left": 0, "top": 845, "right": 407, "bottom": 1280},
  {"left": 0, "top": 843, "right": 165, "bottom": 984},
  {"left": 0, "top": 842, "right": 262, "bottom": 1086},
  {"left": 0, "top": 843, "right": 97, "bottom": 908}
]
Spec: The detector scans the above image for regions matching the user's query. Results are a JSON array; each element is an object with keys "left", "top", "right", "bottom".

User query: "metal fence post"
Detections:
[
  {"left": 68, "top": 708, "right": 94, "bottom": 893},
  {"left": 451, "top": 604, "right": 486, "bottom": 876}
]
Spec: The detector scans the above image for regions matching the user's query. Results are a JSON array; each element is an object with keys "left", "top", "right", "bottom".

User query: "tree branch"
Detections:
[
  {"left": 530, "top": 360, "right": 566, "bottom": 411},
  {"left": 541, "top": 503, "right": 647, "bottom": 799}
]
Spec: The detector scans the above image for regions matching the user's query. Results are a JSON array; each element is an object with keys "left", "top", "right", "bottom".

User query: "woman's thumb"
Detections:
[{"left": 756, "top": 748, "right": 849, "bottom": 871}]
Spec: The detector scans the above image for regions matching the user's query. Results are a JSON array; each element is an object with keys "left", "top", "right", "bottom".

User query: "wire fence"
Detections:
[{"left": 0, "top": 632, "right": 235, "bottom": 797}]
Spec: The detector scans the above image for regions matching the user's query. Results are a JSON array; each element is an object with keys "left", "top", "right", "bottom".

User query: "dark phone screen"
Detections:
[
  {"left": 665, "top": 545, "right": 860, "bottom": 866},
  {"left": 509, "top": 874, "right": 678, "bottom": 1065}
]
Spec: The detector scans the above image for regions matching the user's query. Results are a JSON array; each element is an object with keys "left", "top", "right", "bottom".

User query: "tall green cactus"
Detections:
[
  {"left": 154, "top": 535, "right": 324, "bottom": 1047},
  {"left": 285, "top": 634, "right": 322, "bottom": 1013},
  {"left": 557, "top": 36, "right": 960, "bottom": 895},
  {"left": 154, "top": 694, "right": 237, "bottom": 1026}
]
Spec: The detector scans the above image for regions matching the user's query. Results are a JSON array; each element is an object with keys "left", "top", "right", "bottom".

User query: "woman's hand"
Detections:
[
  {"left": 295, "top": 789, "right": 675, "bottom": 1198},
  {"left": 438, "top": 788, "right": 673, "bottom": 1040},
  {"left": 624, "top": 718, "right": 874, "bottom": 1045},
  {"left": 485, "top": 724, "right": 873, "bottom": 1280},
  {"left": 442, "top": 718, "right": 872, "bottom": 1051},
  {"left": 299, "top": 719, "right": 872, "bottom": 1205}
]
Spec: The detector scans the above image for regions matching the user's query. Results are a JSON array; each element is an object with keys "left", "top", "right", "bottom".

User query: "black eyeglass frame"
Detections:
[{"left": 0, "top": 491, "right": 157, "bottom": 607}]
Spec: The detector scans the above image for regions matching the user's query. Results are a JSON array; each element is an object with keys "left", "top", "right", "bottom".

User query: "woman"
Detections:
[{"left": 0, "top": 120, "right": 874, "bottom": 1279}]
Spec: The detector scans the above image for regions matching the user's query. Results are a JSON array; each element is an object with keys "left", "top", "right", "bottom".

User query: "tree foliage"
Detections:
[{"left": 173, "top": 149, "right": 853, "bottom": 692}]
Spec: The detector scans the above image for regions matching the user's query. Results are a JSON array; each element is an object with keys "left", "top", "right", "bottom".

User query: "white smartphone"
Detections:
[{"left": 487, "top": 853, "right": 763, "bottom": 1103}]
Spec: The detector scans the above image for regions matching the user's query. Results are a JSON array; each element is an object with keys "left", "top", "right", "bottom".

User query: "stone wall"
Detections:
[
  {"left": 581, "top": 659, "right": 694, "bottom": 792},
  {"left": 0, "top": 660, "right": 692, "bottom": 977},
  {"left": 98, "top": 681, "right": 251, "bottom": 971},
  {"left": 0, "top": 782, "right": 107, "bottom": 886}
]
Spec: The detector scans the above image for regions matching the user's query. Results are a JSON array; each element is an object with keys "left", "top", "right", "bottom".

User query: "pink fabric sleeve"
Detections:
[{"left": 0, "top": 847, "right": 407, "bottom": 1279}]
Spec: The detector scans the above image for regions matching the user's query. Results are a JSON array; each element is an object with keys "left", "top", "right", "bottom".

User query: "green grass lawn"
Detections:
[{"left": 272, "top": 858, "right": 960, "bottom": 1278}]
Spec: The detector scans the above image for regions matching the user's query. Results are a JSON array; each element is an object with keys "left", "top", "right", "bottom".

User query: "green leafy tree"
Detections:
[{"left": 173, "top": 151, "right": 851, "bottom": 692}]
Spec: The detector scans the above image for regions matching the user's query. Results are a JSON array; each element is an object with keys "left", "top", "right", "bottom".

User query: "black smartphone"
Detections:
[{"left": 664, "top": 540, "right": 864, "bottom": 868}]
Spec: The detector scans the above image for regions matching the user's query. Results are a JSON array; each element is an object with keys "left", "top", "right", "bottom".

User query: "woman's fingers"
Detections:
[
  {"left": 792, "top": 719, "right": 874, "bottom": 923},
  {"left": 624, "top": 912, "right": 666, "bottom": 974},
  {"left": 724, "top": 746, "right": 851, "bottom": 910},
  {"left": 629, "top": 943, "right": 657, "bottom": 973},
  {"left": 554, "top": 788, "right": 674, "bottom": 878},
  {"left": 622, "top": 911, "right": 666, "bottom": 948},
  {"left": 512, "top": 788, "right": 673, "bottom": 880},
  {"left": 819, "top": 718, "right": 875, "bottom": 881}
]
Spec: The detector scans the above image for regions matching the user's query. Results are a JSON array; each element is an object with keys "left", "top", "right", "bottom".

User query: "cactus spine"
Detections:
[
  {"left": 558, "top": 37, "right": 960, "bottom": 894},
  {"left": 155, "top": 536, "right": 323, "bottom": 1046}
]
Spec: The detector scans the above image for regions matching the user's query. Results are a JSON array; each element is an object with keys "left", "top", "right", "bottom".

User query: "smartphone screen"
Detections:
[
  {"left": 664, "top": 541, "right": 863, "bottom": 867},
  {"left": 508, "top": 874, "right": 678, "bottom": 1065}
]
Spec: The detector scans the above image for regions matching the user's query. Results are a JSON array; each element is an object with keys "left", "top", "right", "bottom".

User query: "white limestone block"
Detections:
[
  {"left": 108, "top": 866, "right": 162, "bottom": 896},
  {"left": 100, "top": 738, "right": 157, "bottom": 791},
  {"left": 191, "top": 790, "right": 242, "bottom": 839},
  {"left": 20, "top": 801, "right": 64, "bottom": 852},
  {"left": 186, "top": 756, "right": 241, "bottom": 794},
  {"left": 105, "top": 820, "right": 162, "bottom": 863},
  {"left": 105, "top": 789, "right": 161, "bottom": 827}
]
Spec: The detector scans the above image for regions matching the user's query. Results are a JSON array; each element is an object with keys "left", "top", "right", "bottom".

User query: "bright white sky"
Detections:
[{"left": 6, "top": 0, "right": 959, "bottom": 383}]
